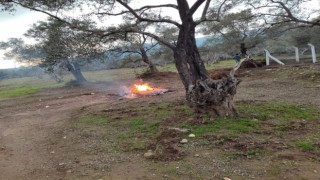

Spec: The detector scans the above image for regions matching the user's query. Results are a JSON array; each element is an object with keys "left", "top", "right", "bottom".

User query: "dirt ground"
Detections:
[{"left": 1, "top": 64, "right": 320, "bottom": 180}]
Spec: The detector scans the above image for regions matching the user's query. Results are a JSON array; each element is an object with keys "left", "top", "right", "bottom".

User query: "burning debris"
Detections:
[{"left": 119, "top": 82, "right": 172, "bottom": 98}]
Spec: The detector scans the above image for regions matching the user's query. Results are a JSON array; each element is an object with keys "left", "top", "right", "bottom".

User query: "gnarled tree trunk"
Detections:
[
  {"left": 139, "top": 47, "right": 158, "bottom": 73},
  {"left": 66, "top": 61, "right": 87, "bottom": 83},
  {"left": 240, "top": 42, "right": 248, "bottom": 57},
  {"left": 173, "top": 1, "right": 240, "bottom": 117}
]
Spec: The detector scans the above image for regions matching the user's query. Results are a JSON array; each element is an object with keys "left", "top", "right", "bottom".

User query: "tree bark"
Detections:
[
  {"left": 173, "top": 1, "right": 240, "bottom": 117},
  {"left": 65, "top": 61, "right": 87, "bottom": 83},
  {"left": 139, "top": 47, "right": 158, "bottom": 73},
  {"left": 240, "top": 43, "right": 247, "bottom": 57}
]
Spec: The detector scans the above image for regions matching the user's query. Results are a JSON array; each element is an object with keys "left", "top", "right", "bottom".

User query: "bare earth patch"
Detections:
[{"left": 1, "top": 64, "right": 320, "bottom": 179}]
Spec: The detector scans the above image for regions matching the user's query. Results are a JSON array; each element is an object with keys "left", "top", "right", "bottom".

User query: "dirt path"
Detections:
[{"left": 0, "top": 87, "right": 108, "bottom": 180}]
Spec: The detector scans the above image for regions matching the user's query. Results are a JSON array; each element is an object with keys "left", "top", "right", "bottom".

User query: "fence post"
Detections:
[
  {"left": 264, "top": 49, "right": 285, "bottom": 65},
  {"left": 293, "top": 46, "right": 299, "bottom": 63},
  {"left": 264, "top": 49, "right": 270, "bottom": 66},
  {"left": 307, "top": 43, "right": 317, "bottom": 63}
]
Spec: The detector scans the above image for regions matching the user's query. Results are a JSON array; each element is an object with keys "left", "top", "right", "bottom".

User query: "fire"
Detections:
[
  {"left": 121, "top": 82, "right": 169, "bottom": 97},
  {"left": 134, "top": 83, "right": 154, "bottom": 92}
]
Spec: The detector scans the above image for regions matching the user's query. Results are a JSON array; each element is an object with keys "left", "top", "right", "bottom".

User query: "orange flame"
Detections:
[{"left": 134, "top": 83, "right": 154, "bottom": 92}]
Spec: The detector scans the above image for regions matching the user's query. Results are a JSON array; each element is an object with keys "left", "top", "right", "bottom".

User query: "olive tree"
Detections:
[
  {"left": 246, "top": 0, "right": 320, "bottom": 27},
  {"left": 111, "top": 32, "right": 159, "bottom": 73},
  {"left": 201, "top": 9, "right": 265, "bottom": 57},
  {"left": 25, "top": 18, "right": 105, "bottom": 83}
]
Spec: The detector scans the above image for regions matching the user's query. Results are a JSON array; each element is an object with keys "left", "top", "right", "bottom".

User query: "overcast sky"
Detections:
[
  {"left": 0, "top": 7, "right": 48, "bottom": 68},
  {"left": 0, "top": 7, "right": 48, "bottom": 42}
]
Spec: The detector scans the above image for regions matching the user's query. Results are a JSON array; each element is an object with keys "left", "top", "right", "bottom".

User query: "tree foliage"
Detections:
[
  {"left": 27, "top": 18, "right": 106, "bottom": 82},
  {"left": 0, "top": 38, "right": 43, "bottom": 62},
  {"left": 201, "top": 9, "right": 266, "bottom": 56},
  {"left": 246, "top": 0, "right": 320, "bottom": 27}
]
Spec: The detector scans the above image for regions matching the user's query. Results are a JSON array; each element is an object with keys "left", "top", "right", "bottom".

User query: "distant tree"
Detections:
[
  {"left": 201, "top": 9, "right": 266, "bottom": 57},
  {"left": 246, "top": 0, "right": 320, "bottom": 27},
  {"left": 25, "top": 18, "right": 105, "bottom": 83},
  {"left": 287, "top": 26, "right": 320, "bottom": 47},
  {"left": 112, "top": 33, "right": 159, "bottom": 73},
  {"left": 0, "top": 38, "right": 43, "bottom": 63}
]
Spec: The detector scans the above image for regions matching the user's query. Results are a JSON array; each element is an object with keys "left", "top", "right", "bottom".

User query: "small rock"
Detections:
[
  {"left": 45, "top": 105, "right": 50, "bottom": 108},
  {"left": 144, "top": 150, "right": 155, "bottom": 158},
  {"left": 180, "top": 139, "right": 188, "bottom": 144},
  {"left": 50, "top": 150, "right": 55, "bottom": 154},
  {"left": 168, "top": 127, "right": 190, "bottom": 133},
  {"left": 163, "top": 174, "right": 169, "bottom": 178},
  {"left": 194, "top": 154, "right": 200, "bottom": 157},
  {"left": 223, "top": 177, "right": 231, "bottom": 180},
  {"left": 90, "top": 92, "right": 95, "bottom": 95},
  {"left": 314, "top": 170, "right": 317, "bottom": 173},
  {"left": 58, "top": 163, "right": 65, "bottom": 166},
  {"left": 66, "top": 169, "right": 72, "bottom": 173},
  {"left": 63, "top": 136, "right": 67, "bottom": 139},
  {"left": 188, "top": 134, "right": 195, "bottom": 138}
]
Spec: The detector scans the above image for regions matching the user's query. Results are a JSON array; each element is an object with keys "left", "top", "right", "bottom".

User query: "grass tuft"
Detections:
[
  {"left": 239, "top": 102, "right": 320, "bottom": 121},
  {"left": 79, "top": 115, "right": 110, "bottom": 126},
  {"left": 295, "top": 140, "right": 314, "bottom": 151},
  {"left": 190, "top": 118, "right": 260, "bottom": 136},
  {"left": 0, "top": 86, "right": 41, "bottom": 98}
]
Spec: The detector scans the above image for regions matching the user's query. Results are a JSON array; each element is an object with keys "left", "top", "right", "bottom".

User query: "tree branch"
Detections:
[
  {"left": 230, "top": 55, "right": 250, "bottom": 78},
  {"left": 257, "top": 12, "right": 320, "bottom": 26},
  {"left": 249, "top": 1, "right": 320, "bottom": 27},
  {"left": 10, "top": 0, "right": 109, "bottom": 35},
  {"left": 200, "top": 0, "right": 211, "bottom": 21},
  {"left": 188, "top": 0, "right": 206, "bottom": 17},
  {"left": 115, "top": 0, "right": 181, "bottom": 28},
  {"left": 270, "top": 0, "right": 297, "bottom": 20},
  {"left": 195, "top": 0, "right": 227, "bottom": 24},
  {"left": 145, "top": 41, "right": 159, "bottom": 52},
  {"left": 11, "top": 0, "right": 69, "bottom": 25},
  {"left": 97, "top": 4, "right": 178, "bottom": 16},
  {"left": 101, "top": 27, "right": 176, "bottom": 50}
]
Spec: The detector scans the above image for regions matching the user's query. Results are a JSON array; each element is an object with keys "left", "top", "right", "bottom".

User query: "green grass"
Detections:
[
  {"left": 0, "top": 76, "right": 64, "bottom": 99},
  {"left": 0, "top": 86, "right": 42, "bottom": 98},
  {"left": 205, "top": 59, "right": 236, "bottom": 70},
  {"left": 128, "top": 117, "right": 161, "bottom": 133},
  {"left": 128, "top": 117, "right": 146, "bottom": 130},
  {"left": 190, "top": 117, "right": 260, "bottom": 136},
  {"left": 239, "top": 102, "right": 320, "bottom": 121},
  {"left": 139, "top": 101, "right": 176, "bottom": 120},
  {"left": 83, "top": 68, "right": 137, "bottom": 81},
  {"left": 78, "top": 115, "right": 110, "bottom": 125},
  {"left": 295, "top": 140, "right": 314, "bottom": 151}
]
